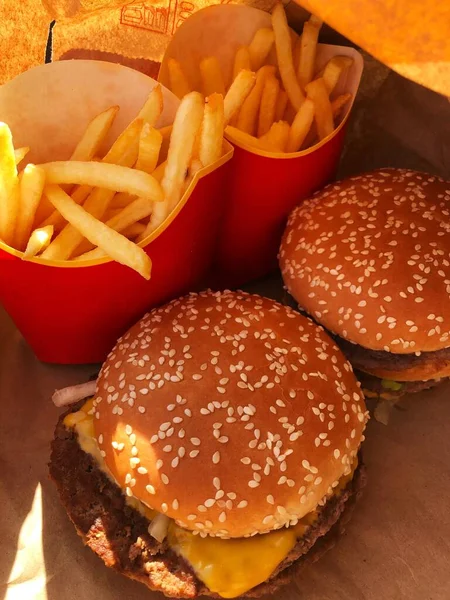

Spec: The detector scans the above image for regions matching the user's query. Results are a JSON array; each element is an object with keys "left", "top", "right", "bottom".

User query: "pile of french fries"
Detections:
[
  {"left": 0, "top": 83, "right": 242, "bottom": 279},
  {"left": 167, "top": 3, "right": 353, "bottom": 154}
]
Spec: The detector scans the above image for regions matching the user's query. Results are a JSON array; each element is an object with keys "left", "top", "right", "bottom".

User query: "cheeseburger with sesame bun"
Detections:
[
  {"left": 280, "top": 168, "right": 450, "bottom": 403},
  {"left": 50, "top": 290, "right": 368, "bottom": 598}
]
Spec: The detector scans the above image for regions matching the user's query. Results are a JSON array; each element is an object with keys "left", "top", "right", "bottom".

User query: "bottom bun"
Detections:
[{"left": 50, "top": 405, "right": 366, "bottom": 599}]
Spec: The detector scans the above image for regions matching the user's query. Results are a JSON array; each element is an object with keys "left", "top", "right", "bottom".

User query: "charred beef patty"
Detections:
[
  {"left": 335, "top": 335, "right": 450, "bottom": 375},
  {"left": 50, "top": 406, "right": 366, "bottom": 599}
]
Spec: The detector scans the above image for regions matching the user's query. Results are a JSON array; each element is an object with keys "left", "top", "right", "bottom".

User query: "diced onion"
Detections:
[
  {"left": 148, "top": 514, "right": 170, "bottom": 543},
  {"left": 52, "top": 380, "right": 96, "bottom": 407}
]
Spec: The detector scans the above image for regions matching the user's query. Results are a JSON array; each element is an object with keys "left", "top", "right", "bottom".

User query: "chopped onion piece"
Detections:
[
  {"left": 373, "top": 400, "right": 394, "bottom": 425},
  {"left": 52, "top": 380, "right": 96, "bottom": 407},
  {"left": 148, "top": 514, "right": 170, "bottom": 543}
]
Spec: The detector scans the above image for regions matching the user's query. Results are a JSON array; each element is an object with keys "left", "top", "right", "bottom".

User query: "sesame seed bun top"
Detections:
[
  {"left": 280, "top": 169, "right": 450, "bottom": 355},
  {"left": 93, "top": 290, "right": 367, "bottom": 539}
]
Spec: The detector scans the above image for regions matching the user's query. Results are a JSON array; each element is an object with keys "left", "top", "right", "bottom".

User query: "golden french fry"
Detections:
[
  {"left": 76, "top": 197, "right": 154, "bottom": 256},
  {"left": 122, "top": 222, "right": 146, "bottom": 239},
  {"left": 15, "top": 164, "right": 46, "bottom": 251},
  {"left": 73, "top": 247, "right": 107, "bottom": 261},
  {"left": 286, "top": 98, "right": 315, "bottom": 152},
  {"left": 331, "top": 93, "right": 352, "bottom": 117},
  {"left": 136, "top": 125, "right": 163, "bottom": 174},
  {"left": 258, "top": 74, "right": 280, "bottom": 137},
  {"left": 70, "top": 106, "right": 118, "bottom": 161},
  {"left": 274, "top": 89, "right": 289, "bottom": 122},
  {"left": 293, "top": 35, "right": 303, "bottom": 72},
  {"left": 200, "top": 56, "right": 225, "bottom": 96},
  {"left": 152, "top": 160, "right": 167, "bottom": 183},
  {"left": 305, "top": 78, "right": 334, "bottom": 140},
  {"left": 23, "top": 225, "right": 54, "bottom": 258},
  {"left": 137, "top": 84, "right": 164, "bottom": 127},
  {"left": 259, "top": 120, "right": 290, "bottom": 152},
  {"left": 199, "top": 93, "right": 225, "bottom": 167},
  {"left": 225, "top": 126, "right": 265, "bottom": 150},
  {"left": 237, "top": 65, "right": 276, "bottom": 135},
  {"left": 39, "top": 160, "right": 163, "bottom": 200},
  {"left": 44, "top": 184, "right": 152, "bottom": 279},
  {"left": 321, "top": 56, "right": 354, "bottom": 95},
  {"left": 14, "top": 147, "right": 30, "bottom": 166},
  {"left": 224, "top": 69, "right": 256, "bottom": 125},
  {"left": 271, "top": 3, "right": 304, "bottom": 111},
  {"left": 167, "top": 58, "right": 191, "bottom": 99},
  {"left": 298, "top": 18, "right": 322, "bottom": 89},
  {"left": 110, "top": 191, "right": 136, "bottom": 209},
  {"left": 41, "top": 184, "right": 92, "bottom": 231},
  {"left": 188, "top": 158, "right": 203, "bottom": 180},
  {"left": 162, "top": 91, "right": 204, "bottom": 209},
  {"left": 248, "top": 27, "right": 275, "bottom": 71},
  {"left": 233, "top": 46, "right": 251, "bottom": 80},
  {"left": 0, "top": 123, "right": 19, "bottom": 246}
]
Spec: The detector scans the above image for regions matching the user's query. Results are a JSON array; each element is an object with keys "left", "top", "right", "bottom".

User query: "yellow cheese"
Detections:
[{"left": 64, "top": 400, "right": 357, "bottom": 599}]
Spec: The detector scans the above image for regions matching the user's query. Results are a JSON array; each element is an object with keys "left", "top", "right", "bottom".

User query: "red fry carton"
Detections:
[
  {"left": 0, "top": 59, "right": 233, "bottom": 364},
  {"left": 159, "top": 5, "right": 363, "bottom": 286}
]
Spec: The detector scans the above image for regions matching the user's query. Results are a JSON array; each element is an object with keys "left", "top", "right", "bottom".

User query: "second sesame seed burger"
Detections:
[
  {"left": 50, "top": 290, "right": 368, "bottom": 598},
  {"left": 279, "top": 168, "right": 450, "bottom": 402}
]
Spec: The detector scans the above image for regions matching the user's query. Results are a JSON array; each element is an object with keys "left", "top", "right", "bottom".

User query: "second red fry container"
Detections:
[{"left": 159, "top": 5, "right": 364, "bottom": 287}]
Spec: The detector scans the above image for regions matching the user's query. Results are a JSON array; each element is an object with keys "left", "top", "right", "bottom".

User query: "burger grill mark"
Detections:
[{"left": 92, "top": 290, "right": 367, "bottom": 540}]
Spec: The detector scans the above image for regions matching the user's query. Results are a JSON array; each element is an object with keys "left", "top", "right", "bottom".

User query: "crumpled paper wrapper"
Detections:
[{"left": 1, "top": 2, "right": 450, "bottom": 600}]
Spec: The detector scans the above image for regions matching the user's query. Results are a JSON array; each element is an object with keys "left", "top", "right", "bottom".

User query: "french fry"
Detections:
[
  {"left": 305, "top": 78, "right": 334, "bottom": 140},
  {"left": 274, "top": 89, "right": 288, "bottom": 122},
  {"left": 75, "top": 197, "right": 154, "bottom": 256},
  {"left": 224, "top": 69, "right": 256, "bottom": 125},
  {"left": 248, "top": 27, "right": 275, "bottom": 71},
  {"left": 233, "top": 46, "right": 251, "bottom": 80},
  {"left": 136, "top": 125, "right": 163, "bottom": 174},
  {"left": 271, "top": 3, "right": 304, "bottom": 111},
  {"left": 23, "top": 225, "right": 54, "bottom": 258},
  {"left": 225, "top": 126, "right": 265, "bottom": 151},
  {"left": 297, "top": 18, "right": 322, "bottom": 89},
  {"left": 200, "top": 56, "right": 225, "bottom": 96},
  {"left": 188, "top": 159, "right": 203, "bottom": 180},
  {"left": 161, "top": 91, "right": 204, "bottom": 210},
  {"left": 158, "top": 125, "right": 173, "bottom": 163},
  {"left": 122, "top": 222, "right": 146, "bottom": 239},
  {"left": 138, "top": 93, "right": 204, "bottom": 243},
  {"left": 14, "top": 147, "right": 30, "bottom": 166},
  {"left": 152, "top": 160, "right": 167, "bottom": 183},
  {"left": 259, "top": 120, "right": 290, "bottom": 152},
  {"left": 293, "top": 35, "right": 303, "bottom": 72},
  {"left": 73, "top": 247, "right": 107, "bottom": 261},
  {"left": 0, "top": 123, "right": 20, "bottom": 246},
  {"left": 199, "top": 93, "right": 225, "bottom": 167},
  {"left": 136, "top": 84, "right": 164, "bottom": 127},
  {"left": 321, "top": 56, "right": 354, "bottom": 95},
  {"left": 237, "top": 65, "right": 276, "bottom": 135},
  {"left": 258, "top": 74, "right": 280, "bottom": 137},
  {"left": 331, "top": 93, "right": 352, "bottom": 117},
  {"left": 44, "top": 184, "right": 152, "bottom": 279},
  {"left": 167, "top": 58, "right": 191, "bottom": 99},
  {"left": 39, "top": 160, "right": 163, "bottom": 200},
  {"left": 69, "top": 106, "right": 118, "bottom": 161},
  {"left": 41, "top": 184, "right": 92, "bottom": 231},
  {"left": 286, "top": 98, "right": 315, "bottom": 152},
  {"left": 110, "top": 191, "right": 136, "bottom": 209},
  {"left": 15, "top": 164, "right": 46, "bottom": 251}
]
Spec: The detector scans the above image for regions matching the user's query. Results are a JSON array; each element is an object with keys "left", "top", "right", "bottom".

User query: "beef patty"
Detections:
[
  {"left": 49, "top": 405, "right": 366, "bottom": 599},
  {"left": 355, "top": 369, "right": 446, "bottom": 400},
  {"left": 334, "top": 335, "right": 450, "bottom": 375}
]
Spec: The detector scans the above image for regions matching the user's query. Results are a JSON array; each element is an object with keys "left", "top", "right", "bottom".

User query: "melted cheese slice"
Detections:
[{"left": 64, "top": 401, "right": 356, "bottom": 599}]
